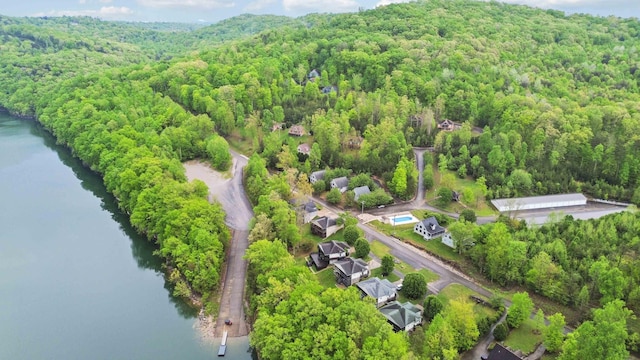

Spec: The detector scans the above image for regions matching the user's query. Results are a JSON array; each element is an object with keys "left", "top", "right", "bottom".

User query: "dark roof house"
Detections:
[
  {"left": 311, "top": 216, "right": 342, "bottom": 238},
  {"left": 321, "top": 85, "right": 338, "bottom": 94},
  {"left": 379, "top": 301, "right": 423, "bottom": 332},
  {"left": 413, "top": 216, "right": 445, "bottom": 240},
  {"left": 356, "top": 277, "right": 397, "bottom": 306},
  {"left": 483, "top": 344, "right": 522, "bottom": 360},
  {"left": 308, "top": 240, "right": 350, "bottom": 270},
  {"left": 353, "top": 185, "right": 371, "bottom": 201},
  {"left": 308, "top": 69, "right": 320, "bottom": 81},
  {"left": 334, "top": 257, "right": 370, "bottom": 286}
]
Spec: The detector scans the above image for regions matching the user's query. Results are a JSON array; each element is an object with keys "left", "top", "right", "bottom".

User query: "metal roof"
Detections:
[{"left": 491, "top": 193, "right": 587, "bottom": 212}]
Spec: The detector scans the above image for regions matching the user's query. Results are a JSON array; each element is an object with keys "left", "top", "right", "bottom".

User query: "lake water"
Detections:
[{"left": 0, "top": 112, "right": 252, "bottom": 359}]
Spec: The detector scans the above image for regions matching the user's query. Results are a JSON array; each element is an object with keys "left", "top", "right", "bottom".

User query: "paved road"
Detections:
[{"left": 184, "top": 151, "right": 253, "bottom": 337}]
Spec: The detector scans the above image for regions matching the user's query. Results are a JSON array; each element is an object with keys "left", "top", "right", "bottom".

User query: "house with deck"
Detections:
[
  {"left": 308, "top": 240, "right": 350, "bottom": 270},
  {"left": 414, "top": 216, "right": 445, "bottom": 240},
  {"left": 334, "top": 258, "right": 370, "bottom": 286},
  {"left": 379, "top": 301, "right": 423, "bottom": 332},
  {"left": 311, "top": 216, "right": 343, "bottom": 238},
  {"left": 356, "top": 277, "right": 397, "bottom": 307}
]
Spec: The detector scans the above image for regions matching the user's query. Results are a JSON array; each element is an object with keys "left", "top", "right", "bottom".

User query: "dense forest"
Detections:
[{"left": 1, "top": 0, "right": 640, "bottom": 358}]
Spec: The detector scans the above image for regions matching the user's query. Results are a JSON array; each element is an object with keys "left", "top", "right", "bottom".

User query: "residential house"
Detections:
[
  {"left": 414, "top": 216, "right": 445, "bottom": 240},
  {"left": 441, "top": 232, "right": 455, "bottom": 248},
  {"left": 311, "top": 216, "right": 343, "bottom": 238},
  {"left": 437, "top": 119, "right": 462, "bottom": 131},
  {"left": 330, "top": 176, "right": 349, "bottom": 193},
  {"left": 271, "top": 123, "right": 284, "bottom": 132},
  {"left": 452, "top": 190, "right": 461, "bottom": 202},
  {"left": 334, "top": 257, "right": 370, "bottom": 286},
  {"left": 297, "top": 143, "right": 311, "bottom": 156},
  {"left": 308, "top": 69, "right": 320, "bottom": 81},
  {"left": 482, "top": 344, "right": 522, "bottom": 360},
  {"left": 310, "top": 170, "right": 326, "bottom": 184},
  {"left": 356, "top": 277, "right": 397, "bottom": 307},
  {"left": 353, "top": 185, "right": 371, "bottom": 201},
  {"left": 308, "top": 240, "right": 350, "bottom": 270},
  {"left": 347, "top": 136, "right": 364, "bottom": 149},
  {"left": 321, "top": 85, "right": 338, "bottom": 94},
  {"left": 290, "top": 198, "right": 319, "bottom": 224},
  {"left": 289, "top": 124, "right": 305, "bottom": 137},
  {"left": 378, "top": 301, "right": 423, "bottom": 332}
]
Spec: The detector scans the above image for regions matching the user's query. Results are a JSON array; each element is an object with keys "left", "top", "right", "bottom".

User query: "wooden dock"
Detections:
[{"left": 217, "top": 331, "right": 228, "bottom": 356}]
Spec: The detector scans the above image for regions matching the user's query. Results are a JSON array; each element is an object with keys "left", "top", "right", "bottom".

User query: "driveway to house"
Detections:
[{"left": 183, "top": 150, "right": 253, "bottom": 337}]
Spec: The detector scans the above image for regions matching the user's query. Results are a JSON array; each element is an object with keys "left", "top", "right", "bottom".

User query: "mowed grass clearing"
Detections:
[{"left": 503, "top": 318, "right": 543, "bottom": 355}]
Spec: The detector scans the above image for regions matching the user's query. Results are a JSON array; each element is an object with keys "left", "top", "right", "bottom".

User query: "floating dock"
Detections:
[{"left": 217, "top": 331, "right": 228, "bottom": 356}]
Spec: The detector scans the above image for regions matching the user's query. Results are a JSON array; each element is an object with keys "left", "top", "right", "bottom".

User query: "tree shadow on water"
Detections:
[{"left": 30, "top": 119, "right": 197, "bottom": 319}]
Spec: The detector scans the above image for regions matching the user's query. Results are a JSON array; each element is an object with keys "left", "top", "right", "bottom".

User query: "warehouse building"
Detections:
[{"left": 491, "top": 193, "right": 587, "bottom": 213}]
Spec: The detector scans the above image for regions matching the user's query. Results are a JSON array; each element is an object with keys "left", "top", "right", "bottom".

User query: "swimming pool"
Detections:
[{"left": 390, "top": 214, "right": 419, "bottom": 226}]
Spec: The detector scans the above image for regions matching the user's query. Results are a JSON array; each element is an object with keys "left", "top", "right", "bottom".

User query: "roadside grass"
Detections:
[
  {"left": 315, "top": 268, "right": 337, "bottom": 288},
  {"left": 541, "top": 354, "right": 559, "bottom": 360},
  {"left": 436, "top": 283, "right": 497, "bottom": 321},
  {"left": 368, "top": 240, "right": 413, "bottom": 274},
  {"left": 370, "top": 267, "right": 400, "bottom": 282},
  {"left": 503, "top": 318, "right": 543, "bottom": 355},
  {"left": 417, "top": 268, "right": 440, "bottom": 283}
]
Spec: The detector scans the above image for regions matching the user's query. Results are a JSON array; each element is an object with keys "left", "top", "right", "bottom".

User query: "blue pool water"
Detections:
[{"left": 392, "top": 215, "right": 418, "bottom": 225}]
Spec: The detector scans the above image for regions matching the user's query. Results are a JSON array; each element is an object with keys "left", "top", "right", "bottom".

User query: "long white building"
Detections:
[{"left": 491, "top": 193, "right": 587, "bottom": 212}]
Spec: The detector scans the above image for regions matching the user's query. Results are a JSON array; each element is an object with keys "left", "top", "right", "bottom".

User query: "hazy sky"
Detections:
[{"left": 2, "top": 0, "right": 639, "bottom": 23}]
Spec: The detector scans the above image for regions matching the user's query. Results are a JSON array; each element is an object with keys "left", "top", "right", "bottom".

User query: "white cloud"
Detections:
[
  {"left": 375, "top": 0, "right": 410, "bottom": 8},
  {"left": 282, "top": 0, "right": 357, "bottom": 13},
  {"left": 32, "top": 6, "right": 133, "bottom": 19},
  {"left": 244, "top": 0, "right": 276, "bottom": 11},
  {"left": 100, "top": 0, "right": 113, "bottom": 3},
  {"left": 136, "top": 0, "right": 235, "bottom": 9}
]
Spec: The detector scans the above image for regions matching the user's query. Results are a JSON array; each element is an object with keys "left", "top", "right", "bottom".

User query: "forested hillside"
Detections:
[{"left": 1, "top": 1, "right": 640, "bottom": 358}]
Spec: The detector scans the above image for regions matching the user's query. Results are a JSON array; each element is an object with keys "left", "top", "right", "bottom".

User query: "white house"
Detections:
[
  {"left": 414, "top": 216, "right": 445, "bottom": 240},
  {"left": 310, "top": 170, "right": 326, "bottom": 184}
]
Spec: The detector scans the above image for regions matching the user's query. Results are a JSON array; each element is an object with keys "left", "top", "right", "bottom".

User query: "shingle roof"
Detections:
[
  {"left": 419, "top": 216, "right": 445, "bottom": 235},
  {"left": 353, "top": 185, "right": 371, "bottom": 201},
  {"left": 311, "top": 170, "right": 326, "bottom": 181},
  {"left": 304, "top": 201, "right": 318, "bottom": 213},
  {"left": 486, "top": 344, "right": 522, "bottom": 360},
  {"left": 356, "top": 277, "right": 396, "bottom": 300},
  {"left": 331, "top": 176, "right": 349, "bottom": 189},
  {"left": 379, "top": 301, "right": 422, "bottom": 330},
  {"left": 312, "top": 216, "right": 337, "bottom": 230},
  {"left": 334, "top": 258, "right": 368, "bottom": 276},
  {"left": 297, "top": 143, "right": 311, "bottom": 154},
  {"left": 318, "top": 240, "right": 349, "bottom": 256}
]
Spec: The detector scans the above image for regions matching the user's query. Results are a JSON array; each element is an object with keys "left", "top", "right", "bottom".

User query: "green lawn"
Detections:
[
  {"left": 417, "top": 268, "right": 439, "bottom": 283},
  {"left": 315, "top": 268, "right": 337, "bottom": 288},
  {"left": 368, "top": 240, "right": 413, "bottom": 274},
  {"left": 503, "top": 318, "right": 544, "bottom": 355},
  {"left": 371, "top": 267, "right": 400, "bottom": 282},
  {"left": 436, "top": 283, "right": 497, "bottom": 321},
  {"left": 428, "top": 167, "right": 497, "bottom": 217}
]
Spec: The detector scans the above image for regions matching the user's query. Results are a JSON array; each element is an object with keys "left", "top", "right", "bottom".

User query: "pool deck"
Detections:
[{"left": 385, "top": 213, "right": 420, "bottom": 226}]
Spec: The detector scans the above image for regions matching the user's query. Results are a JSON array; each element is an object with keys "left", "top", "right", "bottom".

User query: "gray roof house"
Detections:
[
  {"left": 414, "top": 216, "right": 445, "bottom": 240},
  {"left": 334, "top": 258, "right": 370, "bottom": 286},
  {"left": 330, "top": 176, "right": 349, "bottom": 193},
  {"left": 308, "top": 240, "right": 350, "bottom": 270},
  {"left": 311, "top": 216, "right": 343, "bottom": 238},
  {"left": 310, "top": 170, "right": 326, "bottom": 184},
  {"left": 482, "top": 344, "right": 522, "bottom": 360},
  {"left": 353, "top": 185, "right": 371, "bottom": 201},
  {"left": 356, "top": 277, "right": 397, "bottom": 307},
  {"left": 379, "top": 301, "right": 423, "bottom": 332},
  {"left": 302, "top": 200, "right": 318, "bottom": 224}
]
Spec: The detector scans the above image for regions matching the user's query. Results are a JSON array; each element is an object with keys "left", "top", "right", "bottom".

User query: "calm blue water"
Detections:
[{"left": 0, "top": 113, "right": 224, "bottom": 359}]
